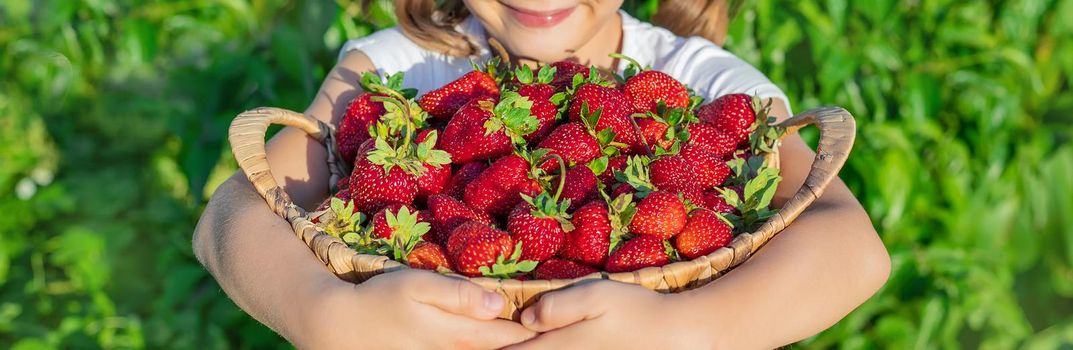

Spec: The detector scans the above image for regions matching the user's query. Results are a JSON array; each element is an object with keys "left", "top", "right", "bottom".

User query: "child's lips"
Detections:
[{"left": 505, "top": 5, "right": 576, "bottom": 28}]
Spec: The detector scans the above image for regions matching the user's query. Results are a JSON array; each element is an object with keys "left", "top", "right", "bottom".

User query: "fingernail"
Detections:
[
  {"left": 484, "top": 292, "right": 504, "bottom": 313},
  {"left": 521, "top": 310, "right": 535, "bottom": 326}
]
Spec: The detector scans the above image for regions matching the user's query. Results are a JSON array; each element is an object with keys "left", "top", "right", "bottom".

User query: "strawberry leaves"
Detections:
[
  {"left": 479, "top": 242, "right": 538, "bottom": 278},
  {"left": 719, "top": 155, "right": 782, "bottom": 233},
  {"left": 483, "top": 91, "right": 538, "bottom": 144}
]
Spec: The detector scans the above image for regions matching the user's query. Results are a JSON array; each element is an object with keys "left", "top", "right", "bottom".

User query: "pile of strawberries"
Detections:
[{"left": 314, "top": 56, "right": 784, "bottom": 280}]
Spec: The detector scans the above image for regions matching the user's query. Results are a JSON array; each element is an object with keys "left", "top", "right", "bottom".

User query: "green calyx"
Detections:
[
  {"left": 521, "top": 193, "right": 575, "bottom": 232},
  {"left": 483, "top": 91, "right": 538, "bottom": 145},
  {"left": 359, "top": 71, "right": 418, "bottom": 100},
  {"left": 382, "top": 206, "right": 431, "bottom": 264},
  {"left": 366, "top": 132, "right": 451, "bottom": 177},
  {"left": 718, "top": 155, "right": 782, "bottom": 233},
  {"left": 578, "top": 102, "right": 627, "bottom": 156},
  {"left": 614, "top": 155, "right": 655, "bottom": 198},
  {"left": 479, "top": 242, "right": 538, "bottom": 279},
  {"left": 514, "top": 64, "right": 556, "bottom": 85},
  {"left": 323, "top": 197, "right": 365, "bottom": 238},
  {"left": 607, "top": 193, "right": 637, "bottom": 254},
  {"left": 747, "top": 97, "right": 786, "bottom": 155}
]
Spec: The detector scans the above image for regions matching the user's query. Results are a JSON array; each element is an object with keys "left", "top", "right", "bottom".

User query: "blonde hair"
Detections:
[{"left": 360, "top": 0, "right": 734, "bottom": 57}]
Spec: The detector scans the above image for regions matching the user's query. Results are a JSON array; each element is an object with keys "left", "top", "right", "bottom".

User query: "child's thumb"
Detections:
[{"left": 412, "top": 275, "right": 505, "bottom": 320}]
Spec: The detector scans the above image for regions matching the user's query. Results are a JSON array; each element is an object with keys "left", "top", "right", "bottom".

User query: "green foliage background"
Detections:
[{"left": 2, "top": 0, "right": 1072, "bottom": 348}]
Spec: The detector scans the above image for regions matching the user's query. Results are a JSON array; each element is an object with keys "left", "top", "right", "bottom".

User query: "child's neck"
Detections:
[{"left": 511, "top": 13, "right": 623, "bottom": 72}]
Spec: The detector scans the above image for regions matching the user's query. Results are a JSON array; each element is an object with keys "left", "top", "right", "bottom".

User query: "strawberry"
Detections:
[
  {"left": 427, "top": 194, "right": 492, "bottom": 244},
  {"left": 605, "top": 235, "right": 671, "bottom": 273},
  {"left": 463, "top": 153, "right": 541, "bottom": 216},
  {"left": 536, "top": 122, "right": 602, "bottom": 171},
  {"left": 515, "top": 65, "right": 560, "bottom": 143},
  {"left": 440, "top": 93, "right": 538, "bottom": 163},
  {"left": 687, "top": 123, "right": 738, "bottom": 158},
  {"left": 697, "top": 93, "right": 755, "bottom": 143},
  {"left": 559, "top": 165, "right": 598, "bottom": 211},
  {"left": 507, "top": 193, "right": 572, "bottom": 262},
  {"left": 416, "top": 163, "right": 451, "bottom": 202},
  {"left": 418, "top": 70, "right": 500, "bottom": 120},
  {"left": 446, "top": 222, "right": 516, "bottom": 277},
  {"left": 375, "top": 205, "right": 435, "bottom": 268},
  {"left": 533, "top": 259, "right": 599, "bottom": 279},
  {"left": 622, "top": 71, "right": 690, "bottom": 113},
  {"left": 674, "top": 209, "right": 733, "bottom": 259},
  {"left": 568, "top": 84, "right": 639, "bottom": 150},
  {"left": 446, "top": 222, "right": 536, "bottom": 278},
  {"left": 445, "top": 162, "right": 487, "bottom": 199},
  {"left": 407, "top": 242, "right": 453, "bottom": 271},
  {"left": 560, "top": 201, "right": 612, "bottom": 267},
  {"left": 549, "top": 60, "right": 590, "bottom": 91},
  {"left": 336, "top": 93, "right": 385, "bottom": 163},
  {"left": 649, "top": 155, "right": 698, "bottom": 197},
  {"left": 702, "top": 190, "right": 737, "bottom": 214},
  {"left": 629, "top": 191, "right": 687, "bottom": 239},
  {"left": 349, "top": 158, "right": 419, "bottom": 214},
  {"left": 680, "top": 146, "right": 731, "bottom": 190},
  {"left": 613, "top": 54, "right": 690, "bottom": 114}
]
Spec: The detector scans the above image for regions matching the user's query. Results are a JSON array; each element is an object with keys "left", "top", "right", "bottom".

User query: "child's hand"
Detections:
[
  {"left": 295, "top": 269, "right": 537, "bottom": 349},
  {"left": 508, "top": 281, "right": 714, "bottom": 349}
]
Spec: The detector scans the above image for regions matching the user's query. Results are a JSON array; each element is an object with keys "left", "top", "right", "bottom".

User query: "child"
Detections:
[{"left": 193, "top": 0, "right": 890, "bottom": 348}]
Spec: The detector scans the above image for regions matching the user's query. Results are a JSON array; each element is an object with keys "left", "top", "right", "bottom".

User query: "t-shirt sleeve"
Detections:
[
  {"left": 665, "top": 37, "right": 793, "bottom": 114},
  {"left": 338, "top": 28, "right": 426, "bottom": 77}
]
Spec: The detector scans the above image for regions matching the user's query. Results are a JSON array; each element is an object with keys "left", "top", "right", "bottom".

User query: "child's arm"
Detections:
[
  {"left": 193, "top": 52, "right": 535, "bottom": 348},
  {"left": 509, "top": 101, "right": 890, "bottom": 349}
]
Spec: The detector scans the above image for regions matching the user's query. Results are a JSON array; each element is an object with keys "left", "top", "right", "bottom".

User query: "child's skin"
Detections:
[{"left": 193, "top": 1, "right": 890, "bottom": 348}]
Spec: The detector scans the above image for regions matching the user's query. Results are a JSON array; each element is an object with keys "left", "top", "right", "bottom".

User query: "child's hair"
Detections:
[{"left": 359, "top": 0, "right": 737, "bottom": 57}]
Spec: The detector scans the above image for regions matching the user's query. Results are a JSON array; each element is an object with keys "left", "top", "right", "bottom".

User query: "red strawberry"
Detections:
[
  {"left": 629, "top": 191, "right": 687, "bottom": 239},
  {"left": 463, "top": 154, "right": 538, "bottom": 216},
  {"left": 622, "top": 70, "right": 690, "bottom": 114},
  {"left": 445, "top": 162, "right": 487, "bottom": 199},
  {"left": 560, "top": 201, "right": 612, "bottom": 267},
  {"left": 702, "top": 190, "right": 737, "bottom": 214},
  {"left": 568, "top": 84, "right": 639, "bottom": 150},
  {"left": 536, "top": 122, "right": 602, "bottom": 171},
  {"left": 559, "top": 165, "right": 598, "bottom": 211},
  {"left": 506, "top": 194, "right": 571, "bottom": 262},
  {"left": 427, "top": 194, "right": 492, "bottom": 244},
  {"left": 533, "top": 259, "right": 599, "bottom": 279},
  {"left": 407, "top": 242, "right": 453, "bottom": 271},
  {"left": 446, "top": 222, "right": 516, "bottom": 277},
  {"left": 649, "top": 155, "right": 698, "bottom": 197},
  {"left": 349, "top": 158, "right": 418, "bottom": 214},
  {"left": 549, "top": 60, "right": 590, "bottom": 91},
  {"left": 440, "top": 95, "right": 533, "bottom": 164},
  {"left": 371, "top": 203, "right": 417, "bottom": 239},
  {"left": 674, "top": 209, "right": 733, "bottom": 259},
  {"left": 697, "top": 94, "right": 755, "bottom": 143},
  {"left": 610, "top": 183, "right": 636, "bottom": 199},
  {"left": 336, "top": 93, "right": 385, "bottom": 163},
  {"left": 418, "top": 71, "right": 499, "bottom": 120},
  {"left": 605, "top": 235, "right": 671, "bottom": 273},
  {"left": 687, "top": 123, "right": 738, "bottom": 158},
  {"left": 680, "top": 146, "right": 730, "bottom": 190},
  {"left": 416, "top": 163, "right": 451, "bottom": 202}
]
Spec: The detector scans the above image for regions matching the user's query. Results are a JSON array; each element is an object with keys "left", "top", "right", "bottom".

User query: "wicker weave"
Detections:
[{"left": 228, "top": 106, "right": 855, "bottom": 320}]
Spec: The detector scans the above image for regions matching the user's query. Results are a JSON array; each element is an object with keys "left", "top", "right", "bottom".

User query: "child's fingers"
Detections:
[
  {"left": 448, "top": 318, "right": 539, "bottom": 349},
  {"left": 519, "top": 281, "right": 610, "bottom": 332},
  {"left": 405, "top": 271, "right": 506, "bottom": 320}
]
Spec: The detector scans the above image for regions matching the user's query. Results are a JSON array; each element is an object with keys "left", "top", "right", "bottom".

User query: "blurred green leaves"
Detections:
[{"left": 1, "top": 0, "right": 1071, "bottom": 348}]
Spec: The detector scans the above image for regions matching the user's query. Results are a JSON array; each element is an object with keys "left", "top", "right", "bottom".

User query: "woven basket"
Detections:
[{"left": 228, "top": 106, "right": 855, "bottom": 320}]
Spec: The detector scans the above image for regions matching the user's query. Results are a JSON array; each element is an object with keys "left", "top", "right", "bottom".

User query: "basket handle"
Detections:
[
  {"left": 755, "top": 106, "right": 857, "bottom": 238},
  {"left": 227, "top": 107, "right": 334, "bottom": 221}
]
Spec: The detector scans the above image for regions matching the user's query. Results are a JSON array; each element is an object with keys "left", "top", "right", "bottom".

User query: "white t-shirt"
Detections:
[{"left": 339, "top": 11, "right": 791, "bottom": 112}]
